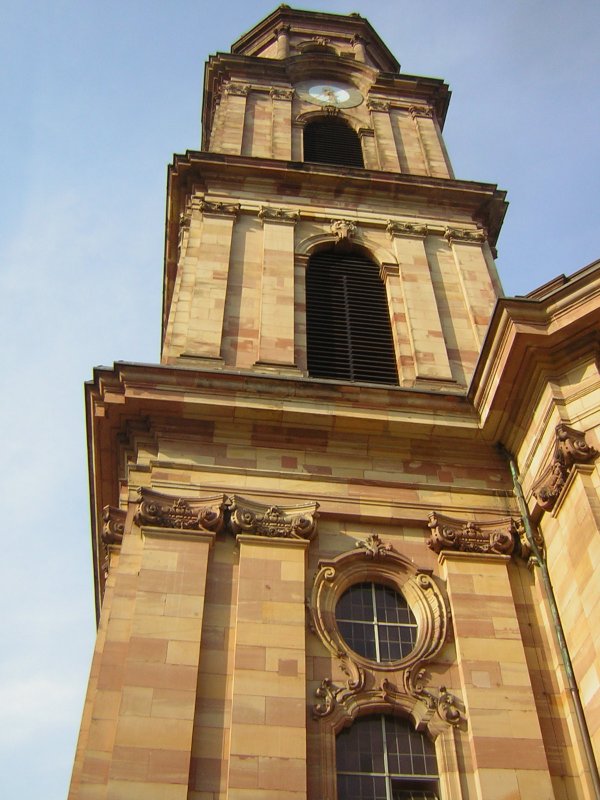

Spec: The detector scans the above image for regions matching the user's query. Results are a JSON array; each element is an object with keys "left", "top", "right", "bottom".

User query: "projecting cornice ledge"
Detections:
[{"left": 470, "top": 259, "right": 600, "bottom": 441}]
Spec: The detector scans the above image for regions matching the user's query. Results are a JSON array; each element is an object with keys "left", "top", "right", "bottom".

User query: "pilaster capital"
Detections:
[
  {"left": 270, "top": 86, "right": 294, "bottom": 101},
  {"left": 258, "top": 206, "right": 299, "bottom": 224},
  {"left": 410, "top": 104, "right": 434, "bottom": 120},
  {"left": 274, "top": 23, "right": 291, "bottom": 37},
  {"left": 134, "top": 487, "right": 227, "bottom": 533},
  {"left": 444, "top": 226, "right": 487, "bottom": 245},
  {"left": 427, "top": 511, "right": 527, "bottom": 558},
  {"left": 224, "top": 82, "right": 251, "bottom": 97},
  {"left": 229, "top": 495, "right": 319, "bottom": 540},
  {"left": 199, "top": 199, "right": 240, "bottom": 218},
  {"left": 386, "top": 220, "right": 427, "bottom": 239},
  {"left": 367, "top": 98, "right": 390, "bottom": 112}
]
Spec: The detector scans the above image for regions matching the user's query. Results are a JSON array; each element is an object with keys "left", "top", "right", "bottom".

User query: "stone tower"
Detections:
[{"left": 70, "top": 7, "right": 600, "bottom": 800}]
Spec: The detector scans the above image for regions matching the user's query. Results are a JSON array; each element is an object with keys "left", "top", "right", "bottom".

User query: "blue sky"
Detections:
[{"left": 0, "top": 1, "right": 598, "bottom": 797}]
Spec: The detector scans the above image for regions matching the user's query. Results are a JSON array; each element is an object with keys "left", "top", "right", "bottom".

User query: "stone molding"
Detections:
[
  {"left": 134, "top": 487, "right": 226, "bottom": 533},
  {"left": 532, "top": 423, "right": 599, "bottom": 512},
  {"left": 309, "top": 536, "right": 457, "bottom": 731},
  {"left": 427, "top": 511, "right": 527, "bottom": 558},
  {"left": 229, "top": 495, "right": 319, "bottom": 540},
  {"left": 258, "top": 205, "right": 299, "bottom": 224}
]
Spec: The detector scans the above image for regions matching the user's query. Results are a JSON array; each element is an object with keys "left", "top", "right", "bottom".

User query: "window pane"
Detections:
[
  {"left": 337, "top": 583, "right": 374, "bottom": 622},
  {"left": 336, "top": 582, "right": 417, "bottom": 663},
  {"left": 337, "top": 715, "right": 439, "bottom": 800},
  {"left": 375, "top": 585, "right": 416, "bottom": 626},
  {"left": 337, "top": 774, "right": 387, "bottom": 800},
  {"left": 338, "top": 621, "right": 377, "bottom": 661}
]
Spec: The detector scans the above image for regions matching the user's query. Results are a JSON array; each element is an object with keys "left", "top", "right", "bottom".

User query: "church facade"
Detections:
[{"left": 69, "top": 7, "right": 600, "bottom": 799}]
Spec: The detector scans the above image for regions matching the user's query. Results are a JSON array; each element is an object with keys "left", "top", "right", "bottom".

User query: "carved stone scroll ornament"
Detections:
[
  {"left": 532, "top": 424, "right": 599, "bottom": 511},
  {"left": 427, "top": 511, "right": 526, "bottom": 557},
  {"left": 134, "top": 488, "right": 226, "bottom": 532},
  {"left": 313, "top": 660, "right": 366, "bottom": 719},
  {"left": 394, "top": 667, "right": 465, "bottom": 728},
  {"left": 258, "top": 206, "right": 299, "bottom": 224},
  {"left": 229, "top": 495, "right": 319, "bottom": 540},
  {"left": 330, "top": 219, "right": 357, "bottom": 242}
]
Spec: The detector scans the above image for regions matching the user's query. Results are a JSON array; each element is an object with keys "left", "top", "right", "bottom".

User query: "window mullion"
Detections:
[
  {"left": 381, "top": 716, "right": 392, "bottom": 800},
  {"left": 371, "top": 582, "right": 381, "bottom": 663}
]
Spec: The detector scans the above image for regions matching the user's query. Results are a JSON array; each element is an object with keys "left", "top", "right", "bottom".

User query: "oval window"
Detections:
[{"left": 335, "top": 582, "right": 417, "bottom": 662}]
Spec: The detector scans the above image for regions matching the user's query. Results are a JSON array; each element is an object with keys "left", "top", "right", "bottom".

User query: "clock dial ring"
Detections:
[{"left": 295, "top": 79, "right": 363, "bottom": 109}]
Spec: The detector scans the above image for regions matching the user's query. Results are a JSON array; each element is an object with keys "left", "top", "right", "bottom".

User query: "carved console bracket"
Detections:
[
  {"left": 229, "top": 495, "right": 319, "bottom": 540},
  {"left": 532, "top": 423, "right": 599, "bottom": 512},
  {"left": 427, "top": 511, "right": 529, "bottom": 560},
  {"left": 134, "top": 487, "right": 226, "bottom": 533}
]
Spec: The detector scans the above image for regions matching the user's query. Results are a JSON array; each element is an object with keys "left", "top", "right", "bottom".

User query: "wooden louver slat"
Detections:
[
  {"left": 303, "top": 118, "right": 364, "bottom": 168},
  {"left": 306, "top": 250, "right": 398, "bottom": 385}
]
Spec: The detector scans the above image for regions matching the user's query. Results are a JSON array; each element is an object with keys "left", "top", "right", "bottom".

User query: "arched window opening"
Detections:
[
  {"left": 336, "top": 715, "right": 439, "bottom": 800},
  {"left": 303, "top": 117, "right": 364, "bottom": 168},
  {"left": 306, "top": 249, "right": 398, "bottom": 385}
]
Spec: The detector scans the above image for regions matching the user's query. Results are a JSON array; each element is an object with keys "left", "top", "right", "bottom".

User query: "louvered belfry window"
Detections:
[
  {"left": 306, "top": 249, "right": 398, "bottom": 385},
  {"left": 303, "top": 117, "right": 364, "bottom": 168}
]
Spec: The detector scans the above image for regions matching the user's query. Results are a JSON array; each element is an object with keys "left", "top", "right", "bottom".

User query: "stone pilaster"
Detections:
[
  {"left": 228, "top": 536, "right": 310, "bottom": 799},
  {"left": 387, "top": 222, "right": 453, "bottom": 381},
  {"left": 255, "top": 207, "right": 299, "bottom": 372},
  {"left": 270, "top": 88, "right": 293, "bottom": 160},
  {"left": 440, "top": 551, "right": 555, "bottom": 799}
]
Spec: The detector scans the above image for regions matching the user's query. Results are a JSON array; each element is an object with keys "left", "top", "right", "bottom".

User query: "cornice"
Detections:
[{"left": 470, "top": 260, "right": 600, "bottom": 443}]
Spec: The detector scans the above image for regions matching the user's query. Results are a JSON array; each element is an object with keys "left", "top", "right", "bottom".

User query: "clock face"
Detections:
[{"left": 295, "top": 80, "right": 363, "bottom": 109}]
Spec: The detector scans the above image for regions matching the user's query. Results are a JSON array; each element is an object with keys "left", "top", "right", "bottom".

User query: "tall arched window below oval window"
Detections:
[
  {"left": 336, "top": 714, "right": 439, "bottom": 800},
  {"left": 303, "top": 117, "right": 364, "bottom": 168},
  {"left": 305, "top": 249, "right": 398, "bottom": 385}
]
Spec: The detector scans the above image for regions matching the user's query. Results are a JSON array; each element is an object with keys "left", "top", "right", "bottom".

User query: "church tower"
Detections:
[{"left": 70, "top": 7, "right": 600, "bottom": 800}]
